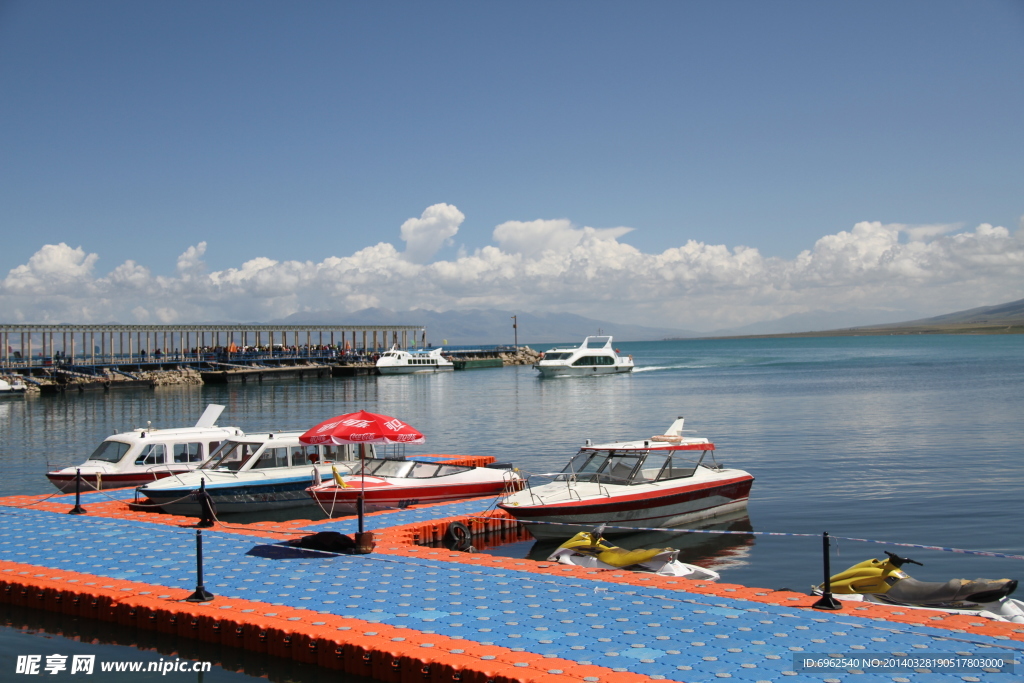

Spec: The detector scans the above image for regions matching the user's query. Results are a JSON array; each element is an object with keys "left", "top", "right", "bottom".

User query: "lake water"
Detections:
[{"left": 1, "top": 335, "right": 1022, "bottom": 672}]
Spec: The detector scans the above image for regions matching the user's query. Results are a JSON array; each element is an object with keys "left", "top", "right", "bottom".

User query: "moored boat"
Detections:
[
  {"left": 498, "top": 417, "right": 753, "bottom": 539},
  {"left": 533, "top": 336, "right": 633, "bottom": 377},
  {"left": 376, "top": 345, "right": 454, "bottom": 374},
  {"left": 46, "top": 405, "right": 242, "bottom": 492},
  {"left": 136, "top": 431, "right": 368, "bottom": 515},
  {"left": 306, "top": 458, "right": 522, "bottom": 513},
  {"left": 0, "top": 376, "right": 28, "bottom": 394}
]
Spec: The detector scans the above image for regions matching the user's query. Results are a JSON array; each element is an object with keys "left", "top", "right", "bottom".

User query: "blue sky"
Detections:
[{"left": 1, "top": 1, "right": 1022, "bottom": 331}]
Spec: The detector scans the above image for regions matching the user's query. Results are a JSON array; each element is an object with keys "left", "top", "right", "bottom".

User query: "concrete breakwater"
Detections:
[{"left": 18, "top": 348, "right": 542, "bottom": 394}]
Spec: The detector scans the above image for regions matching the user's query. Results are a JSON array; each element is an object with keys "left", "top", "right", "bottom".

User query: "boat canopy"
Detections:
[{"left": 557, "top": 448, "right": 711, "bottom": 485}]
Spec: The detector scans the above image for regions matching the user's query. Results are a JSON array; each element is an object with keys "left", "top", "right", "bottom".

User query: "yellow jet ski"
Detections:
[
  {"left": 546, "top": 526, "right": 720, "bottom": 580},
  {"left": 814, "top": 551, "right": 1022, "bottom": 623}
]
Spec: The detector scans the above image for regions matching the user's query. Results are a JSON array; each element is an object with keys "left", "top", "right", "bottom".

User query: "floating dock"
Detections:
[{"left": 1, "top": 484, "right": 1019, "bottom": 682}]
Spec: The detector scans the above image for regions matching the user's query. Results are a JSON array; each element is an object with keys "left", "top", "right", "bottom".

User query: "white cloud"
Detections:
[
  {"left": 2, "top": 208, "right": 1022, "bottom": 331},
  {"left": 493, "top": 218, "right": 633, "bottom": 259},
  {"left": 2, "top": 243, "right": 99, "bottom": 294},
  {"left": 400, "top": 203, "right": 464, "bottom": 264}
]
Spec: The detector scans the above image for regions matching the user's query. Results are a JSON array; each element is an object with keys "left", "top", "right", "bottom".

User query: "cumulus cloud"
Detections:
[
  {"left": 400, "top": 203, "right": 464, "bottom": 263},
  {"left": 2, "top": 208, "right": 1022, "bottom": 331},
  {"left": 3, "top": 243, "right": 99, "bottom": 294},
  {"left": 493, "top": 219, "right": 633, "bottom": 259}
]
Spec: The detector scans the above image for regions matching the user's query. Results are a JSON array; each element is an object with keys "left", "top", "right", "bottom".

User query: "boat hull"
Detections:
[
  {"left": 377, "top": 366, "right": 454, "bottom": 375},
  {"left": 534, "top": 365, "right": 633, "bottom": 378},
  {"left": 500, "top": 475, "right": 753, "bottom": 539},
  {"left": 142, "top": 476, "right": 322, "bottom": 516},
  {"left": 47, "top": 469, "right": 187, "bottom": 493}
]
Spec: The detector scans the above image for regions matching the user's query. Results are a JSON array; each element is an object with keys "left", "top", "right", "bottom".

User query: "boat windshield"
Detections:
[
  {"left": 558, "top": 448, "right": 706, "bottom": 485},
  {"left": 543, "top": 352, "right": 572, "bottom": 360},
  {"left": 87, "top": 440, "right": 133, "bottom": 463},
  {"left": 354, "top": 459, "right": 414, "bottom": 477},
  {"left": 200, "top": 440, "right": 262, "bottom": 472}
]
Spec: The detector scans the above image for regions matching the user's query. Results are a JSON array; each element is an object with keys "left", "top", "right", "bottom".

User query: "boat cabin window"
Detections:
[
  {"left": 172, "top": 442, "right": 204, "bottom": 463},
  {"left": 543, "top": 352, "right": 571, "bottom": 360},
  {"left": 87, "top": 440, "right": 132, "bottom": 463},
  {"left": 322, "top": 444, "right": 354, "bottom": 462},
  {"left": 292, "top": 445, "right": 320, "bottom": 465},
  {"left": 251, "top": 446, "right": 291, "bottom": 469},
  {"left": 135, "top": 443, "right": 166, "bottom": 466},
  {"left": 572, "top": 355, "right": 614, "bottom": 366},
  {"left": 201, "top": 440, "right": 261, "bottom": 471}
]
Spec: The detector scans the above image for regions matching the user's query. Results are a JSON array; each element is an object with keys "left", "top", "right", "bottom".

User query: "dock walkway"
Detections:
[{"left": 1, "top": 488, "right": 1019, "bottom": 682}]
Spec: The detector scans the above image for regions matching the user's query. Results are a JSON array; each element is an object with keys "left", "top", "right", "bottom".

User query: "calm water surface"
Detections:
[{"left": 1, "top": 335, "right": 1021, "bottom": 596}]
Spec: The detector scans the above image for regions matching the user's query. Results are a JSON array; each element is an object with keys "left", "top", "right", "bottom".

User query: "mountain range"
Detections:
[{"left": 273, "top": 298, "right": 1024, "bottom": 345}]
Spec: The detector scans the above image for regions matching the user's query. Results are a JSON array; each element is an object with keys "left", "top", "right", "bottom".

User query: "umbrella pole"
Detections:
[
  {"left": 358, "top": 444, "right": 365, "bottom": 534},
  {"left": 354, "top": 443, "right": 374, "bottom": 554}
]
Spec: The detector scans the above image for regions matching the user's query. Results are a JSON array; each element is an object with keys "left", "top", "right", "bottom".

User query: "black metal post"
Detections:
[
  {"left": 812, "top": 531, "right": 842, "bottom": 610},
  {"left": 196, "top": 478, "right": 215, "bottom": 528},
  {"left": 68, "top": 468, "right": 86, "bottom": 515},
  {"left": 185, "top": 529, "right": 214, "bottom": 602}
]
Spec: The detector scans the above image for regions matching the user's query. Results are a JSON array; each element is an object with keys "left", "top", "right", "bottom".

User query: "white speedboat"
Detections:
[
  {"left": 306, "top": 458, "right": 522, "bottom": 513},
  {"left": 0, "top": 377, "right": 27, "bottom": 394},
  {"left": 376, "top": 345, "right": 454, "bottom": 374},
  {"left": 137, "top": 432, "right": 369, "bottom": 516},
  {"left": 533, "top": 336, "right": 633, "bottom": 377},
  {"left": 46, "top": 405, "right": 243, "bottom": 492},
  {"left": 546, "top": 528, "right": 720, "bottom": 580},
  {"left": 499, "top": 417, "right": 754, "bottom": 539}
]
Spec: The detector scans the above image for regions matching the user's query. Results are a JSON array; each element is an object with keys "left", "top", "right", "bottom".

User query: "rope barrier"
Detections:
[{"left": 466, "top": 517, "right": 1024, "bottom": 561}]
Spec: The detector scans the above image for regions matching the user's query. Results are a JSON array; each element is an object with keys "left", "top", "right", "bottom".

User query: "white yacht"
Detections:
[
  {"left": 533, "top": 336, "right": 634, "bottom": 378},
  {"left": 376, "top": 345, "right": 454, "bottom": 374},
  {"left": 46, "top": 405, "right": 243, "bottom": 492}
]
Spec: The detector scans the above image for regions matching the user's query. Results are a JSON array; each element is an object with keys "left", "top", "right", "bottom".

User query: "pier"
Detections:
[
  {"left": 0, "top": 485, "right": 1017, "bottom": 682},
  {"left": 0, "top": 323, "right": 427, "bottom": 376}
]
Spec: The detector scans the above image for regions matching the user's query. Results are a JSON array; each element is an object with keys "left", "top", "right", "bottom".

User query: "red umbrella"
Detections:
[
  {"left": 300, "top": 410, "right": 424, "bottom": 542},
  {"left": 299, "top": 410, "right": 425, "bottom": 445}
]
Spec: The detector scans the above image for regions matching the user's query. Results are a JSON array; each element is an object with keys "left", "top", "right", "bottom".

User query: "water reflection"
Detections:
[{"left": 524, "top": 511, "right": 756, "bottom": 573}]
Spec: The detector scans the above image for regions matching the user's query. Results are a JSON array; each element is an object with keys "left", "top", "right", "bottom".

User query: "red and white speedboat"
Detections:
[
  {"left": 498, "top": 417, "right": 753, "bottom": 539},
  {"left": 306, "top": 458, "right": 523, "bottom": 512}
]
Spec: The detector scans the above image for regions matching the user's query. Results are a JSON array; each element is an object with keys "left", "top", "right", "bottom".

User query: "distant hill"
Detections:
[
  {"left": 274, "top": 308, "right": 695, "bottom": 345},
  {"left": 704, "top": 297, "right": 1024, "bottom": 339},
  {"left": 875, "top": 298, "right": 1024, "bottom": 326}
]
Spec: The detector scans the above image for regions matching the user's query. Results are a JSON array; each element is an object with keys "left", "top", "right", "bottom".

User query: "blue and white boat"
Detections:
[{"left": 136, "top": 431, "right": 372, "bottom": 516}]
